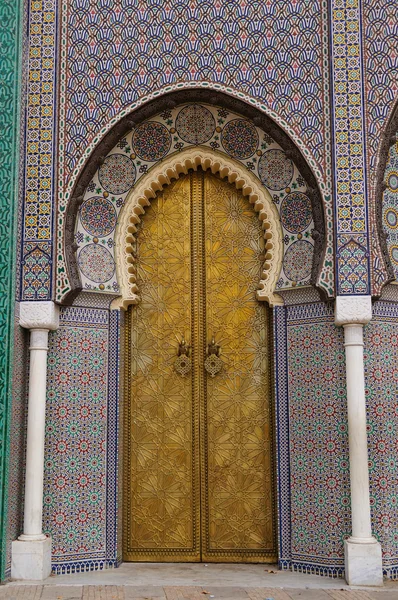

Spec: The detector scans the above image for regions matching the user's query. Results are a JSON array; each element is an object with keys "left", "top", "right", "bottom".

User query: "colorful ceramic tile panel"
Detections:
[
  {"left": 20, "top": 0, "right": 57, "bottom": 301},
  {"left": 365, "top": 301, "right": 398, "bottom": 578},
  {"left": 43, "top": 306, "right": 119, "bottom": 573},
  {"left": 382, "top": 141, "right": 398, "bottom": 279},
  {"left": 58, "top": 0, "right": 330, "bottom": 184},
  {"left": 72, "top": 104, "right": 315, "bottom": 295},
  {"left": 330, "top": 0, "right": 371, "bottom": 294},
  {"left": 0, "top": 0, "right": 23, "bottom": 580},
  {"left": 364, "top": 0, "right": 398, "bottom": 172},
  {"left": 275, "top": 302, "right": 350, "bottom": 577},
  {"left": 5, "top": 313, "right": 28, "bottom": 578}
]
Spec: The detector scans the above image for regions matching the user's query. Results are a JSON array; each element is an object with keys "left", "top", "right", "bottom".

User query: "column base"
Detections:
[
  {"left": 344, "top": 538, "right": 383, "bottom": 586},
  {"left": 11, "top": 536, "right": 51, "bottom": 580}
]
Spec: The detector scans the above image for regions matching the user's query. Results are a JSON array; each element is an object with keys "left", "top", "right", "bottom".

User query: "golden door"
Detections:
[{"left": 123, "top": 170, "right": 276, "bottom": 562}]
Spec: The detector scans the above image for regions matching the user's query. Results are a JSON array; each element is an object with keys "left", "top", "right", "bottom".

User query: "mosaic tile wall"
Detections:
[
  {"left": 59, "top": 0, "right": 330, "bottom": 184},
  {"left": 0, "top": 0, "right": 23, "bottom": 581},
  {"left": 275, "top": 301, "right": 351, "bottom": 577},
  {"left": 363, "top": 0, "right": 398, "bottom": 173},
  {"left": 43, "top": 304, "right": 120, "bottom": 573},
  {"left": 5, "top": 309, "right": 28, "bottom": 577},
  {"left": 20, "top": 0, "right": 56, "bottom": 301},
  {"left": 382, "top": 140, "right": 398, "bottom": 277},
  {"left": 21, "top": 0, "right": 333, "bottom": 302},
  {"left": 364, "top": 1, "right": 398, "bottom": 294},
  {"left": 365, "top": 301, "right": 398, "bottom": 579},
  {"left": 73, "top": 103, "right": 315, "bottom": 296}
]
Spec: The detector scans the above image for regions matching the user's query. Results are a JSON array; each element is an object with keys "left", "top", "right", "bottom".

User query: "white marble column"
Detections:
[
  {"left": 12, "top": 301, "right": 59, "bottom": 580},
  {"left": 335, "top": 296, "right": 383, "bottom": 586}
]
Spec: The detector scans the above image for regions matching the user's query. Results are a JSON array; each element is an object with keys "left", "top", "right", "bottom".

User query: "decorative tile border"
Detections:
[
  {"left": 20, "top": 0, "right": 57, "bottom": 301},
  {"left": 275, "top": 299, "right": 350, "bottom": 577},
  {"left": 365, "top": 300, "right": 398, "bottom": 579},
  {"left": 0, "top": 0, "right": 23, "bottom": 582},
  {"left": 43, "top": 304, "right": 119, "bottom": 574},
  {"left": 330, "top": 0, "right": 371, "bottom": 294},
  {"left": 274, "top": 306, "right": 291, "bottom": 569}
]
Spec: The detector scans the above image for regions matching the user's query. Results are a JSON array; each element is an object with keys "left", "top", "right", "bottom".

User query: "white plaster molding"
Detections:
[
  {"left": 334, "top": 295, "right": 372, "bottom": 326},
  {"left": 112, "top": 147, "right": 284, "bottom": 310},
  {"left": 19, "top": 301, "right": 60, "bottom": 331}
]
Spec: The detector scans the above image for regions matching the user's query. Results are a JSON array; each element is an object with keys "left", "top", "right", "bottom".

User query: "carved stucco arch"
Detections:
[{"left": 112, "top": 148, "right": 283, "bottom": 310}]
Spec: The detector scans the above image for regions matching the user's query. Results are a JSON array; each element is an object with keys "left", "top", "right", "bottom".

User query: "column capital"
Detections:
[
  {"left": 19, "top": 301, "right": 59, "bottom": 331},
  {"left": 335, "top": 296, "right": 372, "bottom": 327}
]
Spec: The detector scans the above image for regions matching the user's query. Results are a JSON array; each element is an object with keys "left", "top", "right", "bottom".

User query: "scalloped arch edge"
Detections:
[{"left": 111, "top": 148, "right": 284, "bottom": 310}]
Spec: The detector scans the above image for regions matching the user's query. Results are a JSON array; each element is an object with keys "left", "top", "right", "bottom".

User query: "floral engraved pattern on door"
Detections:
[
  {"left": 203, "top": 174, "right": 275, "bottom": 560},
  {"left": 124, "top": 170, "right": 276, "bottom": 562},
  {"left": 124, "top": 175, "right": 201, "bottom": 561}
]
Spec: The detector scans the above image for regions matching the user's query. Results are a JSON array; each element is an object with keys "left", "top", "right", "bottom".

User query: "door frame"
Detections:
[{"left": 118, "top": 155, "right": 283, "bottom": 562}]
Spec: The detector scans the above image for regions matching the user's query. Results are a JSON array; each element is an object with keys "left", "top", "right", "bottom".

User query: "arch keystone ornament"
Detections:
[{"left": 112, "top": 148, "right": 284, "bottom": 310}]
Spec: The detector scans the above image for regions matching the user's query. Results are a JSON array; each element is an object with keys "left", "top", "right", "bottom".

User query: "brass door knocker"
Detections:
[
  {"left": 204, "top": 335, "right": 222, "bottom": 377},
  {"left": 174, "top": 336, "right": 192, "bottom": 376}
]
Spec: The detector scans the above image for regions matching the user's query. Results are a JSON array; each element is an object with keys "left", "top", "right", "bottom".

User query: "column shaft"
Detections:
[
  {"left": 335, "top": 296, "right": 383, "bottom": 586},
  {"left": 20, "top": 329, "right": 49, "bottom": 540},
  {"left": 343, "top": 324, "right": 373, "bottom": 542}
]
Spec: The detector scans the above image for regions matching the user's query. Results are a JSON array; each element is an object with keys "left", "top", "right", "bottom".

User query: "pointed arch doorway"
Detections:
[{"left": 123, "top": 168, "right": 277, "bottom": 562}]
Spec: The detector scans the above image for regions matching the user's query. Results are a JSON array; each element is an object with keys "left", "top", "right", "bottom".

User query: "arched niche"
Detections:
[
  {"left": 112, "top": 148, "right": 283, "bottom": 309},
  {"left": 60, "top": 90, "right": 327, "bottom": 304}
]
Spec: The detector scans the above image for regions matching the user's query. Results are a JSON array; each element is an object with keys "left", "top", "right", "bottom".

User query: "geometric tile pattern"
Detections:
[
  {"left": 58, "top": 0, "right": 331, "bottom": 185},
  {"left": 382, "top": 141, "right": 398, "bottom": 279},
  {"left": 5, "top": 311, "right": 28, "bottom": 578},
  {"left": 330, "top": 0, "right": 371, "bottom": 294},
  {"left": 365, "top": 300, "right": 398, "bottom": 579},
  {"left": 43, "top": 306, "right": 119, "bottom": 573},
  {"left": 275, "top": 301, "right": 350, "bottom": 577},
  {"left": 363, "top": 1, "right": 398, "bottom": 173},
  {"left": 52, "top": 0, "right": 334, "bottom": 302},
  {"left": 0, "top": 0, "right": 23, "bottom": 582},
  {"left": 72, "top": 104, "right": 315, "bottom": 296},
  {"left": 18, "top": 1, "right": 335, "bottom": 301},
  {"left": 20, "top": 0, "right": 56, "bottom": 300}
]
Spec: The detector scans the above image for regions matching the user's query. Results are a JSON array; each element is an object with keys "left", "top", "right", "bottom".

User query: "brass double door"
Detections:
[{"left": 123, "top": 170, "right": 276, "bottom": 563}]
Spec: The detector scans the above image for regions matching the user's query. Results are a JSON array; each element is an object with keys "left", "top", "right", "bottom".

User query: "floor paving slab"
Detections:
[
  {"left": 1, "top": 564, "right": 398, "bottom": 600},
  {"left": 284, "top": 589, "right": 334, "bottom": 600},
  {"left": 122, "top": 587, "right": 166, "bottom": 598},
  {"left": 246, "top": 588, "right": 293, "bottom": 600},
  {"left": 328, "top": 591, "right": 374, "bottom": 600},
  {"left": 22, "top": 564, "right": 352, "bottom": 589},
  {"left": 367, "top": 594, "right": 398, "bottom": 600},
  {"left": 41, "top": 585, "right": 83, "bottom": 599},
  {"left": 200, "top": 587, "right": 248, "bottom": 598}
]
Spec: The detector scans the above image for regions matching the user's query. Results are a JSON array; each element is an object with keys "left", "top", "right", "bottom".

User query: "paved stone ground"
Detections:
[
  {"left": 2, "top": 566, "right": 398, "bottom": 600},
  {"left": 1, "top": 586, "right": 398, "bottom": 600}
]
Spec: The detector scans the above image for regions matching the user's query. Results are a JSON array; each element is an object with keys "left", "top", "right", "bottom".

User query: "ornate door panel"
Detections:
[
  {"left": 124, "top": 170, "right": 276, "bottom": 563},
  {"left": 202, "top": 174, "right": 275, "bottom": 561},
  {"left": 123, "top": 175, "right": 201, "bottom": 561}
]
